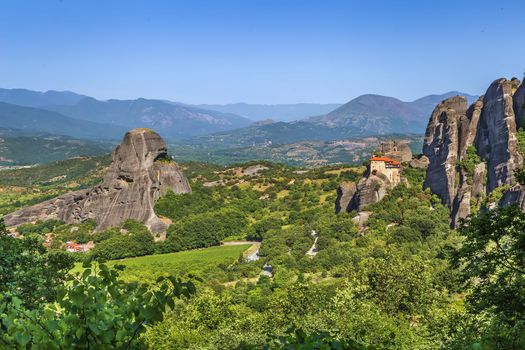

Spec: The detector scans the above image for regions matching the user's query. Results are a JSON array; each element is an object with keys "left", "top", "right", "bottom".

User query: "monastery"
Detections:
[{"left": 369, "top": 156, "right": 401, "bottom": 185}]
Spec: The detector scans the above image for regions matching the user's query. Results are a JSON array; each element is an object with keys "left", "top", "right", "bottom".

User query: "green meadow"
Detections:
[{"left": 73, "top": 244, "right": 251, "bottom": 283}]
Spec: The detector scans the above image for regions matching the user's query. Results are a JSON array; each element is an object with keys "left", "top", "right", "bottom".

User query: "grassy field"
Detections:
[{"left": 73, "top": 244, "right": 251, "bottom": 283}]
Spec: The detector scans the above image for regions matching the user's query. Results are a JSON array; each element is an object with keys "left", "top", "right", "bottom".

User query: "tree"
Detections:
[
  {"left": 0, "top": 260, "right": 196, "bottom": 349},
  {"left": 265, "top": 329, "right": 369, "bottom": 350},
  {"left": 453, "top": 205, "right": 525, "bottom": 348},
  {"left": 0, "top": 218, "right": 74, "bottom": 308}
]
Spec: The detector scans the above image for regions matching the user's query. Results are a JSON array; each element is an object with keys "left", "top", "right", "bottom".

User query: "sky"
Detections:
[{"left": 1, "top": 0, "right": 524, "bottom": 104}]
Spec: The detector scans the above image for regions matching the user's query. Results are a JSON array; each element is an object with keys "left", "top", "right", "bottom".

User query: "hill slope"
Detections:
[
  {"left": 44, "top": 98, "right": 252, "bottom": 140},
  {"left": 188, "top": 91, "right": 478, "bottom": 148},
  {"left": 0, "top": 88, "right": 87, "bottom": 107},
  {"left": 195, "top": 102, "right": 342, "bottom": 122},
  {"left": 0, "top": 131, "right": 111, "bottom": 165},
  {"left": 0, "top": 102, "right": 127, "bottom": 141},
  {"left": 309, "top": 92, "right": 479, "bottom": 133}
]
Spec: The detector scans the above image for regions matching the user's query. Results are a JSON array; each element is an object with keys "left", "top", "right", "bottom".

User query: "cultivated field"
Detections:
[{"left": 73, "top": 244, "right": 252, "bottom": 283}]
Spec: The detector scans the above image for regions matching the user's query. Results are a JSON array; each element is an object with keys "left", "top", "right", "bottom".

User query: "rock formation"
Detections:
[
  {"left": 514, "top": 81, "right": 525, "bottom": 128},
  {"left": 349, "top": 174, "right": 389, "bottom": 211},
  {"left": 409, "top": 155, "right": 429, "bottom": 169},
  {"left": 335, "top": 181, "right": 357, "bottom": 213},
  {"left": 4, "top": 128, "right": 191, "bottom": 234},
  {"left": 474, "top": 79, "right": 522, "bottom": 193},
  {"left": 422, "top": 77, "right": 525, "bottom": 226},
  {"left": 379, "top": 140, "right": 413, "bottom": 162},
  {"left": 336, "top": 169, "right": 395, "bottom": 214},
  {"left": 423, "top": 96, "right": 467, "bottom": 207}
]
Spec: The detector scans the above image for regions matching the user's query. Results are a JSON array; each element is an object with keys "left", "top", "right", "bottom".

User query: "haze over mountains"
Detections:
[
  {"left": 187, "top": 91, "right": 479, "bottom": 148},
  {"left": 0, "top": 102, "right": 127, "bottom": 140},
  {"left": 195, "top": 103, "right": 343, "bottom": 122},
  {"left": 0, "top": 87, "right": 477, "bottom": 152},
  {"left": 44, "top": 98, "right": 252, "bottom": 139}
]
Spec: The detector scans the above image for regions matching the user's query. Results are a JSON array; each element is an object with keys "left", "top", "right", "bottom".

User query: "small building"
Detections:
[
  {"left": 369, "top": 156, "right": 401, "bottom": 184},
  {"left": 65, "top": 241, "right": 94, "bottom": 253}
]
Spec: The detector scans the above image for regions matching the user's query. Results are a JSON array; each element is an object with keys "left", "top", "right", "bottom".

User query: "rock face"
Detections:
[
  {"left": 4, "top": 128, "right": 191, "bottom": 234},
  {"left": 349, "top": 174, "right": 389, "bottom": 211},
  {"left": 336, "top": 171, "right": 393, "bottom": 214},
  {"left": 422, "top": 78, "right": 525, "bottom": 226},
  {"left": 423, "top": 96, "right": 468, "bottom": 207},
  {"left": 380, "top": 140, "right": 413, "bottom": 162},
  {"left": 475, "top": 79, "right": 522, "bottom": 193},
  {"left": 409, "top": 155, "right": 429, "bottom": 169},
  {"left": 514, "top": 82, "right": 525, "bottom": 129},
  {"left": 335, "top": 181, "right": 357, "bottom": 213}
]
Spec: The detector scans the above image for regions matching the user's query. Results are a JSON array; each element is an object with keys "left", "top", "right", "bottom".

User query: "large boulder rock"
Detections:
[
  {"left": 514, "top": 81, "right": 525, "bottom": 129},
  {"left": 475, "top": 78, "right": 523, "bottom": 193},
  {"left": 5, "top": 128, "right": 191, "bottom": 234},
  {"left": 421, "top": 78, "right": 525, "bottom": 225},
  {"left": 380, "top": 140, "right": 413, "bottom": 162},
  {"left": 335, "top": 181, "right": 357, "bottom": 213},
  {"left": 423, "top": 96, "right": 468, "bottom": 207},
  {"left": 348, "top": 174, "right": 389, "bottom": 211},
  {"left": 459, "top": 97, "right": 483, "bottom": 159},
  {"left": 409, "top": 155, "right": 429, "bottom": 169},
  {"left": 450, "top": 169, "right": 471, "bottom": 227}
]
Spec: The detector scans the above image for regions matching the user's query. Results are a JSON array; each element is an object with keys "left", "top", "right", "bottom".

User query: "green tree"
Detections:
[
  {"left": 0, "top": 260, "right": 196, "bottom": 349},
  {"left": 0, "top": 218, "right": 74, "bottom": 308},
  {"left": 453, "top": 205, "right": 525, "bottom": 348}
]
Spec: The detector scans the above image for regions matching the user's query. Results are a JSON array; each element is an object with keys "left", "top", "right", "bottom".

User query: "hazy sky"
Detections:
[{"left": 1, "top": 0, "right": 524, "bottom": 104}]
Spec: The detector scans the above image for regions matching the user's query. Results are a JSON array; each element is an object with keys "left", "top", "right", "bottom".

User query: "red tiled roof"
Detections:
[
  {"left": 370, "top": 156, "right": 400, "bottom": 165},
  {"left": 66, "top": 243, "right": 83, "bottom": 249}
]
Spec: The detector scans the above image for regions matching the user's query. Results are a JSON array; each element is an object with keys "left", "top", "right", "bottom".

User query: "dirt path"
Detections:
[{"left": 221, "top": 240, "right": 261, "bottom": 260}]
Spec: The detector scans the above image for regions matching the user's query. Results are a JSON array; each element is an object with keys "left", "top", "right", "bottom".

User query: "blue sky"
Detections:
[{"left": 1, "top": 0, "right": 524, "bottom": 104}]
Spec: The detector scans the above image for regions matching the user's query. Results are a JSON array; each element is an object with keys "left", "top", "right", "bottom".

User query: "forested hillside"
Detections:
[{"left": 1, "top": 156, "right": 521, "bottom": 349}]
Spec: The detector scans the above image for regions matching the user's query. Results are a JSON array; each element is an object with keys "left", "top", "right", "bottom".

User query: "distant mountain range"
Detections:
[
  {"left": 0, "top": 88, "right": 87, "bottom": 108},
  {"left": 0, "top": 89, "right": 252, "bottom": 140},
  {"left": 0, "top": 127, "right": 111, "bottom": 165},
  {"left": 44, "top": 98, "right": 252, "bottom": 139},
  {"left": 0, "top": 87, "right": 478, "bottom": 150},
  {"left": 0, "top": 102, "right": 127, "bottom": 141},
  {"left": 195, "top": 103, "right": 342, "bottom": 122},
  {"left": 308, "top": 91, "right": 479, "bottom": 133},
  {"left": 183, "top": 91, "right": 479, "bottom": 148}
]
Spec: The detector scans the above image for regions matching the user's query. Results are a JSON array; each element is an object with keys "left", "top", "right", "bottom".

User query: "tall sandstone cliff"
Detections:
[
  {"left": 423, "top": 78, "right": 525, "bottom": 226},
  {"left": 4, "top": 128, "right": 191, "bottom": 234}
]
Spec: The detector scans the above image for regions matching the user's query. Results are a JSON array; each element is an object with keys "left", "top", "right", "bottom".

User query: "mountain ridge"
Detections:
[
  {"left": 185, "top": 91, "right": 478, "bottom": 148},
  {"left": 0, "top": 102, "right": 127, "bottom": 141}
]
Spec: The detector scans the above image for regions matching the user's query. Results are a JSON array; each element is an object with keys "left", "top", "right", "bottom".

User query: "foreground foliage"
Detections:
[
  {"left": 452, "top": 205, "right": 525, "bottom": 349},
  {"left": 0, "top": 219, "right": 74, "bottom": 308},
  {"left": 0, "top": 259, "right": 195, "bottom": 349}
]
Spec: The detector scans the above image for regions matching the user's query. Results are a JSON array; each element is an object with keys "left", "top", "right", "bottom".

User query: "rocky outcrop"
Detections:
[
  {"left": 335, "top": 181, "right": 357, "bottom": 213},
  {"left": 348, "top": 174, "right": 390, "bottom": 212},
  {"left": 409, "top": 155, "right": 429, "bottom": 169},
  {"left": 450, "top": 169, "right": 471, "bottom": 227},
  {"left": 422, "top": 78, "right": 525, "bottom": 225},
  {"left": 514, "top": 82, "right": 525, "bottom": 129},
  {"left": 423, "top": 96, "right": 468, "bottom": 207},
  {"left": 380, "top": 140, "right": 413, "bottom": 162},
  {"left": 500, "top": 185, "right": 525, "bottom": 210},
  {"left": 342, "top": 172, "right": 394, "bottom": 212},
  {"left": 474, "top": 79, "right": 522, "bottom": 193},
  {"left": 4, "top": 128, "right": 191, "bottom": 234},
  {"left": 459, "top": 97, "right": 483, "bottom": 159}
]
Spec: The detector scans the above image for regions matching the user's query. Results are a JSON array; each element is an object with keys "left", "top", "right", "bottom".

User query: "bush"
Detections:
[
  {"left": 163, "top": 209, "right": 248, "bottom": 251},
  {"left": 91, "top": 221, "right": 154, "bottom": 260}
]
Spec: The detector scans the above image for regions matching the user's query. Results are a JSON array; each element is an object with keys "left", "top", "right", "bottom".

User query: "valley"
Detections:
[
  {"left": 3, "top": 2, "right": 525, "bottom": 348},
  {"left": 1, "top": 77, "right": 524, "bottom": 349}
]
